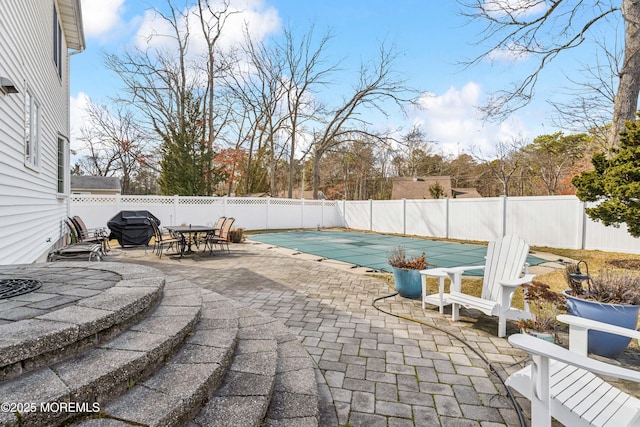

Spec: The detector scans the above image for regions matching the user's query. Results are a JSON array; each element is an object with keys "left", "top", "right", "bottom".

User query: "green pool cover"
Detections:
[{"left": 250, "top": 230, "right": 547, "bottom": 276}]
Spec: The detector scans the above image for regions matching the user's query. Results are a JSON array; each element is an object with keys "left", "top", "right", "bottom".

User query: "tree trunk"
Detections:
[
  {"left": 501, "top": 175, "right": 510, "bottom": 197},
  {"left": 227, "top": 161, "right": 236, "bottom": 196},
  {"left": 610, "top": 0, "right": 640, "bottom": 148},
  {"left": 269, "top": 135, "right": 276, "bottom": 196},
  {"left": 312, "top": 150, "right": 321, "bottom": 199},
  {"left": 288, "top": 130, "right": 295, "bottom": 198},
  {"left": 244, "top": 138, "right": 255, "bottom": 195},
  {"left": 207, "top": 53, "right": 215, "bottom": 148}
]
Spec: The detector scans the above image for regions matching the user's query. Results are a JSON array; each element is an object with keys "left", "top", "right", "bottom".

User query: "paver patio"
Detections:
[
  {"left": 0, "top": 242, "right": 640, "bottom": 427},
  {"left": 105, "top": 239, "right": 546, "bottom": 426}
]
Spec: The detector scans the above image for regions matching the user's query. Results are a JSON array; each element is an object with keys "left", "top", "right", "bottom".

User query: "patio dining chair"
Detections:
[
  {"left": 149, "top": 218, "right": 185, "bottom": 258},
  {"left": 72, "top": 216, "right": 107, "bottom": 239},
  {"left": 196, "top": 216, "right": 226, "bottom": 248},
  {"left": 203, "top": 217, "right": 235, "bottom": 254},
  {"left": 212, "top": 216, "right": 226, "bottom": 235}
]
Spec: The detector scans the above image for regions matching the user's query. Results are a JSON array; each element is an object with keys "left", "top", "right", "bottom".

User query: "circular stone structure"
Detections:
[
  {"left": 0, "top": 264, "right": 122, "bottom": 322},
  {"left": 0, "top": 278, "right": 42, "bottom": 299},
  {"left": 0, "top": 262, "right": 165, "bottom": 381}
]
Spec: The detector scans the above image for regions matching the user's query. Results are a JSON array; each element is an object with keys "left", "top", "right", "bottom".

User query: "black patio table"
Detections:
[{"left": 164, "top": 225, "right": 220, "bottom": 256}]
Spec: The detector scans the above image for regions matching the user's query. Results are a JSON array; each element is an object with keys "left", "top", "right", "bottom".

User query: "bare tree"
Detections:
[
  {"left": 326, "top": 139, "right": 378, "bottom": 200},
  {"left": 229, "top": 28, "right": 290, "bottom": 196},
  {"left": 218, "top": 98, "right": 250, "bottom": 195},
  {"left": 550, "top": 37, "right": 623, "bottom": 149},
  {"left": 76, "top": 101, "right": 150, "bottom": 194},
  {"left": 523, "top": 132, "right": 591, "bottom": 195},
  {"left": 473, "top": 138, "right": 527, "bottom": 197},
  {"left": 278, "top": 25, "right": 337, "bottom": 197},
  {"left": 394, "top": 125, "right": 438, "bottom": 177},
  {"left": 103, "top": 0, "right": 237, "bottom": 195},
  {"left": 461, "top": 0, "right": 640, "bottom": 147},
  {"left": 225, "top": 25, "right": 338, "bottom": 197},
  {"left": 194, "top": 0, "right": 237, "bottom": 148},
  {"left": 311, "top": 43, "right": 417, "bottom": 198},
  {"left": 104, "top": 4, "right": 194, "bottom": 140}
]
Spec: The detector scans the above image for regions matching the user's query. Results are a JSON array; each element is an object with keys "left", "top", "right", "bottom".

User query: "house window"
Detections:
[
  {"left": 53, "top": 5, "right": 62, "bottom": 78},
  {"left": 24, "top": 89, "right": 40, "bottom": 168},
  {"left": 57, "top": 137, "right": 67, "bottom": 194}
]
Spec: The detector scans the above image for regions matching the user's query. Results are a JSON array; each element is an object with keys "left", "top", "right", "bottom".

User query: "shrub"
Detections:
[
  {"left": 387, "top": 246, "right": 431, "bottom": 270},
  {"left": 516, "top": 281, "right": 565, "bottom": 333},
  {"left": 564, "top": 263, "right": 640, "bottom": 305}
]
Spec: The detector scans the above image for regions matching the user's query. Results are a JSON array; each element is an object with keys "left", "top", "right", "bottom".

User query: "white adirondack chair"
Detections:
[
  {"left": 432, "top": 235, "right": 535, "bottom": 337},
  {"left": 506, "top": 314, "right": 640, "bottom": 427},
  {"left": 443, "top": 235, "right": 535, "bottom": 337}
]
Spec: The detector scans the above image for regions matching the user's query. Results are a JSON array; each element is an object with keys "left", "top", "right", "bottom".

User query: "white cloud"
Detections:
[
  {"left": 81, "top": 0, "right": 126, "bottom": 38},
  {"left": 481, "top": 1, "right": 544, "bottom": 64},
  {"left": 70, "top": 92, "right": 91, "bottom": 155},
  {"left": 218, "top": 0, "right": 282, "bottom": 48},
  {"left": 483, "top": 0, "right": 547, "bottom": 18},
  {"left": 135, "top": 0, "right": 281, "bottom": 56},
  {"left": 487, "top": 43, "right": 530, "bottom": 63},
  {"left": 410, "top": 82, "right": 530, "bottom": 158}
]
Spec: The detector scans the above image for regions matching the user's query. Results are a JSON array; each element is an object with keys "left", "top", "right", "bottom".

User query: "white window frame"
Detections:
[
  {"left": 57, "top": 136, "right": 69, "bottom": 196},
  {"left": 24, "top": 88, "right": 41, "bottom": 169},
  {"left": 53, "top": 4, "right": 63, "bottom": 79}
]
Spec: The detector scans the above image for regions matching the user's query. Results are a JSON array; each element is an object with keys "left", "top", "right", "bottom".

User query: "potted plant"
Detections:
[
  {"left": 516, "top": 281, "right": 565, "bottom": 343},
  {"left": 387, "top": 246, "right": 432, "bottom": 298},
  {"left": 229, "top": 228, "right": 245, "bottom": 243},
  {"left": 563, "top": 262, "right": 640, "bottom": 357}
]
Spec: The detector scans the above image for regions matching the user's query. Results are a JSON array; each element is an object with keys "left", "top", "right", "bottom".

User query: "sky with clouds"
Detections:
[{"left": 70, "top": 0, "right": 618, "bottom": 159}]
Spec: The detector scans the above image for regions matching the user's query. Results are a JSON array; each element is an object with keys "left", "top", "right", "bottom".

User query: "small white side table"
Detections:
[{"left": 419, "top": 268, "right": 454, "bottom": 314}]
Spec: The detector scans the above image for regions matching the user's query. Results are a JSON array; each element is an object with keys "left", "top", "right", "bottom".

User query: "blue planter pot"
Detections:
[
  {"left": 525, "top": 330, "right": 555, "bottom": 343},
  {"left": 391, "top": 267, "right": 422, "bottom": 299},
  {"left": 563, "top": 290, "right": 640, "bottom": 357}
]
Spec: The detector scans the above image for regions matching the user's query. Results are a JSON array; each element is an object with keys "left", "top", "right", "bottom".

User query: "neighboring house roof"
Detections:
[
  {"left": 391, "top": 177, "right": 482, "bottom": 199},
  {"left": 71, "top": 176, "right": 121, "bottom": 193},
  {"left": 452, "top": 188, "right": 482, "bottom": 198},
  {"left": 58, "top": 0, "right": 85, "bottom": 51},
  {"left": 391, "top": 176, "right": 453, "bottom": 199}
]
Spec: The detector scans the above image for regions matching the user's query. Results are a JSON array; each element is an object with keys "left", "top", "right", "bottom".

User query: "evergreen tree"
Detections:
[
  {"left": 429, "top": 182, "right": 445, "bottom": 199},
  {"left": 157, "top": 93, "right": 224, "bottom": 195},
  {"left": 573, "top": 117, "right": 640, "bottom": 237}
]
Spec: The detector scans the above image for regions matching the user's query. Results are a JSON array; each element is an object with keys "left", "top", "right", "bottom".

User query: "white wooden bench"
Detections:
[{"left": 506, "top": 314, "right": 640, "bottom": 426}]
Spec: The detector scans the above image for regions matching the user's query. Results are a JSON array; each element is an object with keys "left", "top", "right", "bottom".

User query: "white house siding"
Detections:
[{"left": 0, "top": 0, "right": 83, "bottom": 265}]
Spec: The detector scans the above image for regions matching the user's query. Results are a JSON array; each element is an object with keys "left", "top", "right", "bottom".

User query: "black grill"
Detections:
[
  {"left": 0, "top": 278, "right": 42, "bottom": 299},
  {"left": 107, "top": 210, "right": 160, "bottom": 247}
]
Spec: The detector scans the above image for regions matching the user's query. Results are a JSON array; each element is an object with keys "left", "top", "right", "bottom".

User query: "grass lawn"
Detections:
[
  {"left": 531, "top": 246, "right": 640, "bottom": 291},
  {"left": 421, "top": 245, "right": 640, "bottom": 311},
  {"left": 414, "top": 246, "right": 640, "bottom": 354}
]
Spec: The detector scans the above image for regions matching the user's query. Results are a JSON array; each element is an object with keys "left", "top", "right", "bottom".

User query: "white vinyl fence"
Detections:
[
  {"left": 70, "top": 195, "right": 342, "bottom": 232},
  {"left": 70, "top": 194, "right": 640, "bottom": 254}
]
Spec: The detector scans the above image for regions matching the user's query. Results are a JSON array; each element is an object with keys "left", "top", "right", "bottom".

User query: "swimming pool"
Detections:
[{"left": 250, "top": 230, "right": 546, "bottom": 276}]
